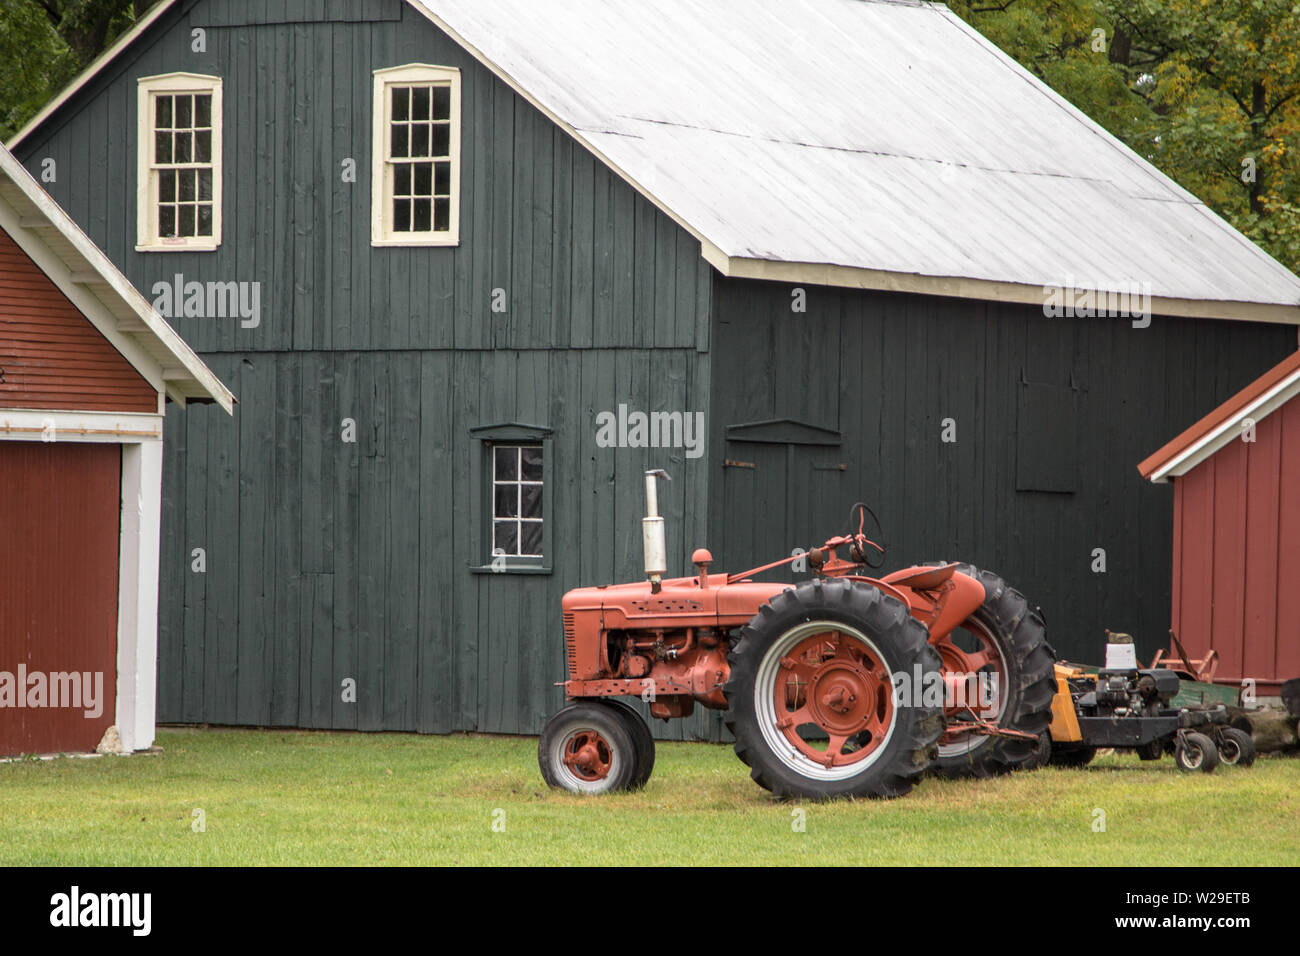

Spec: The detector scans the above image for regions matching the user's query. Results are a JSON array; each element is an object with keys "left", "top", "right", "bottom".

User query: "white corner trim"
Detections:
[
  {"left": 1147, "top": 367, "right": 1300, "bottom": 482},
  {"left": 4, "top": 0, "right": 180, "bottom": 151},
  {"left": 115, "top": 440, "right": 163, "bottom": 752}
]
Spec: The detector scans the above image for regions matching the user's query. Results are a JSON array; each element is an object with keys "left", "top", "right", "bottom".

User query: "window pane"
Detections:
[
  {"left": 494, "top": 447, "right": 517, "bottom": 481},
  {"left": 521, "top": 521, "right": 543, "bottom": 557},
  {"left": 197, "top": 169, "right": 212, "bottom": 201},
  {"left": 413, "top": 162, "right": 432, "bottom": 196},
  {"left": 410, "top": 124, "right": 430, "bottom": 158},
  {"left": 174, "top": 131, "right": 193, "bottom": 163},
  {"left": 494, "top": 484, "right": 518, "bottom": 519},
  {"left": 520, "top": 446, "right": 543, "bottom": 480},
  {"left": 391, "top": 124, "right": 408, "bottom": 158},
  {"left": 494, "top": 521, "right": 518, "bottom": 555},
  {"left": 179, "top": 169, "right": 196, "bottom": 202},
  {"left": 434, "top": 198, "right": 450, "bottom": 232},
  {"left": 155, "top": 95, "right": 172, "bottom": 128},
  {"left": 195, "top": 130, "right": 211, "bottom": 163},
  {"left": 434, "top": 162, "right": 451, "bottom": 197},
  {"left": 178, "top": 204, "right": 196, "bottom": 236},
  {"left": 159, "top": 168, "right": 177, "bottom": 201},
  {"left": 159, "top": 205, "right": 176, "bottom": 237},
  {"left": 520, "top": 483, "right": 542, "bottom": 519},
  {"left": 433, "top": 85, "right": 450, "bottom": 120},
  {"left": 431, "top": 124, "right": 449, "bottom": 157},
  {"left": 195, "top": 94, "right": 211, "bottom": 128},
  {"left": 395, "top": 163, "right": 411, "bottom": 196},
  {"left": 393, "top": 198, "right": 410, "bottom": 231},
  {"left": 392, "top": 86, "right": 409, "bottom": 121},
  {"left": 197, "top": 204, "right": 213, "bottom": 237},
  {"left": 412, "top": 197, "right": 432, "bottom": 231},
  {"left": 155, "top": 131, "right": 172, "bottom": 163},
  {"left": 412, "top": 86, "right": 430, "bottom": 120},
  {"left": 176, "top": 94, "right": 192, "bottom": 128}
]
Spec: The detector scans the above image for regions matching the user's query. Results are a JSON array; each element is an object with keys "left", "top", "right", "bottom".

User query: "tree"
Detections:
[{"left": 0, "top": 0, "right": 153, "bottom": 140}]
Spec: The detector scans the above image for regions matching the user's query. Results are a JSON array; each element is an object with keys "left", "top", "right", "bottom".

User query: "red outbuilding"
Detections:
[
  {"left": 1138, "top": 349, "right": 1300, "bottom": 693},
  {"left": 0, "top": 144, "right": 233, "bottom": 757}
]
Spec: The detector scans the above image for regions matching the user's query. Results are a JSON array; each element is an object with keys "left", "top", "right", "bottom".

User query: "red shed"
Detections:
[
  {"left": 0, "top": 144, "right": 233, "bottom": 757},
  {"left": 1138, "top": 349, "right": 1300, "bottom": 693}
]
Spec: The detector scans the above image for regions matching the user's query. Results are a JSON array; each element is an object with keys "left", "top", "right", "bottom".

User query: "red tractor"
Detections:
[{"left": 539, "top": 471, "right": 1057, "bottom": 799}]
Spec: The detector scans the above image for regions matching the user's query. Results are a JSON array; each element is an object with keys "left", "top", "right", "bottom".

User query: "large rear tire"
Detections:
[
  {"left": 926, "top": 565, "right": 1057, "bottom": 778},
  {"left": 724, "top": 578, "right": 944, "bottom": 800}
]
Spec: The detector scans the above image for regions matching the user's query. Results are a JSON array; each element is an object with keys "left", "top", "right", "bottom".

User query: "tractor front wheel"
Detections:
[
  {"left": 724, "top": 578, "right": 945, "bottom": 800},
  {"left": 603, "top": 697, "right": 657, "bottom": 787},
  {"left": 538, "top": 702, "right": 640, "bottom": 794}
]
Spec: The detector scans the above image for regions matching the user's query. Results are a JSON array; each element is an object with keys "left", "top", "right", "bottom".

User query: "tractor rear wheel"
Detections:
[
  {"left": 724, "top": 578, "right": 945, "bottom": 800},
  {"left": 926, "top": 565, "right": 1057, "bottom": 778},
  {"left": 538, "top": 701, "right": 639, "bottom": 794},
  {"left": 603, "top": 698, "right": 657, "bottom": 787}
]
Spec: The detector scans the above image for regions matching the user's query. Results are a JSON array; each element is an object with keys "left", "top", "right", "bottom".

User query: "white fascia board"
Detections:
[
  {"left": 0, "top": 408, "right": 163, "bottom": 443},
  {"left": 1147, "top": 367, "right": 1300, "bottom": 482}
]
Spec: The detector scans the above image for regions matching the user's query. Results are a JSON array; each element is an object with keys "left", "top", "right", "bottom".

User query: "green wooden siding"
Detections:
[
  {"left": 157, "top": 347, "right": 716, "bottom": 738},
  {"left": 707, "top": 277, "right": 1296, "bottom": 666}
]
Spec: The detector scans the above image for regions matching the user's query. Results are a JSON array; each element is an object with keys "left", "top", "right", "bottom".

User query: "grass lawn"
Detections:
[{"left": 1, "top": 727, "right": 1296, "bottom": 866}]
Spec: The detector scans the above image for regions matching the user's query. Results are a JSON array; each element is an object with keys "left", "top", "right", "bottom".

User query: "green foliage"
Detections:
[
  {"left": 0, "top": 0, "right": 146, "bottom": 141},
  {"left": 950, "top": 0, "right": 1300, "bottom": 276}
]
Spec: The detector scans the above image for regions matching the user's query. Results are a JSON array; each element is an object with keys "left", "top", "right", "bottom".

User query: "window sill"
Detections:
[
  {"left": 371, "top": 234, "right": 460, "bottom": 248},
  {"left": 469, "top": 563, "right": 552, "bottom": 576},
  {"left": 136, "top": 240, "right": 221, "bottom": 253}
]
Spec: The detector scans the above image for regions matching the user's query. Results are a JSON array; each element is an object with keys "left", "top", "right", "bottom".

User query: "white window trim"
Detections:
[
  {"left": 135, "top": 72, "right": 222, "bottom": 252},
  {"left": 371, "top": 63, "right": 461, "bottom": 247}
]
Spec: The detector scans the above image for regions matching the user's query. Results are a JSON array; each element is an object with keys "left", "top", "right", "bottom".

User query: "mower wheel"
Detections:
[
  {"left": 1136, "top": 740, "right": 1163, "bottom": 761},
  {"left": 1049, "top": 745, "right": 1096, "bottom": 768},
  {"left": 602, "top": 698, "right": 657, "bottom": 787},
  {"left": 1215, "top": 727, "right": 1255, "bottom": 767},
  {"left": 724, "top": 577, "right": 944, "bottom": 800},
  {"left": 926, "top": 565, "right": 1057, "bottom": 779},
  {"left": 1174, "top": 731, "right": 1219, "bottom": 773},
  {"left": 538, "top": 702, "right": 639, "bottom": 794}
]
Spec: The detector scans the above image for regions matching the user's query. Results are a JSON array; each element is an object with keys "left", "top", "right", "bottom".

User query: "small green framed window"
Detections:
[{"left": 469, "top": 423, "right": 552, "bottom": 574}]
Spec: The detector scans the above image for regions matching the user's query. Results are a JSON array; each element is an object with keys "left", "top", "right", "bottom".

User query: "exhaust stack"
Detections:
[{"left": 643, "top": 469, "right": 670, "bottom": 592}]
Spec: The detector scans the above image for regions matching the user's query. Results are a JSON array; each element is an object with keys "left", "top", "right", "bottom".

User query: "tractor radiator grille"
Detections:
[{"left": 563, "top": 612, "right": 577, "bottom": 678}]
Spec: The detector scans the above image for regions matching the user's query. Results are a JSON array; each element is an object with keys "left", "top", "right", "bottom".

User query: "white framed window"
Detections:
[
  {"left": 371, "top": 64, "right": 461, "bottom": 246},
  {"left": 492, "top": 444, "right": 544, "bottom": 557},
  {"left": 136, "top": 73, "right": 222, "bottom": 251}
]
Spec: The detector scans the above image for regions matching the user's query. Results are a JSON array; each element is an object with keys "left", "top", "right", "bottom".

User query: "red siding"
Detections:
[
  {"left": 0, "top": 225, "right": 156, "bottom": 413},
  {"left": 0, "top": 442, "right": 120, "bottom": 755},
  {"left": 1171, "top": 400, "right": 1300, "bottom": 690}
]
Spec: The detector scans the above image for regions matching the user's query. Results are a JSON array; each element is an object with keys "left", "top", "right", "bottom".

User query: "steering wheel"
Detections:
[{"left": 846, "top": 502, "right": 887, "bottom": 570}]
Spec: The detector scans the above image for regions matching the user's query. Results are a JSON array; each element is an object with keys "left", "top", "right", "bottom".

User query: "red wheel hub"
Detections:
[
  {"left": 562, "top": 730, "right": 613, "bottom": 781},
  {"left": 774, "top": 631, "right": 893, "bottom": 768},
  {"left": 930, "top": 619, "right": 1006, "bottom": 745}
]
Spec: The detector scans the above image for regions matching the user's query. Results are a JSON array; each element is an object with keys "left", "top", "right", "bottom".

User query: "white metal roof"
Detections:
[
  {"left": 412, "top": 0, "right": 1300, "bottom": 322},
  {"left": 0, "top": 143, "right": 234, "bottom": 411}
]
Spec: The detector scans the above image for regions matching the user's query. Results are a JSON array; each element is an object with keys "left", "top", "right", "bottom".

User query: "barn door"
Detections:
[
  {"left": 720, "top": 420, "right": 846, "bottom": 583},
  {"left": 0, "top": 441, "right": 120, "bottom": 756}
]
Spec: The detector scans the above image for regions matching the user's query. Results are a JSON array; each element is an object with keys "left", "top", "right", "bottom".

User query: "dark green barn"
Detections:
[{"left": 9, "top": 0, "right": 1300, "bottom": 740}]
